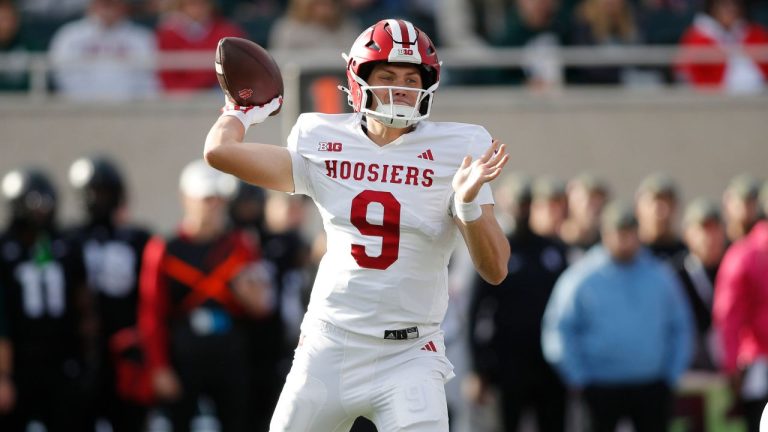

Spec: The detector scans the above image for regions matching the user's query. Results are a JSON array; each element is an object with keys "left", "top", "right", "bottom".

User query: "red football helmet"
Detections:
[{"left": 341, "top": 19, "right": 441, "bottom": 128}]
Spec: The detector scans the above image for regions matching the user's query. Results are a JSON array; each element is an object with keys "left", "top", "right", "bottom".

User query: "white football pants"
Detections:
[{"left": 269, "top": 319, "right": 454, "bottom": 432}]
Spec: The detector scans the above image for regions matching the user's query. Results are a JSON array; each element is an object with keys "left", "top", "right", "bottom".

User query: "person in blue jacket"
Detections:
[{"left": 542, "top": 200, "right": 694, "bottom": 432}]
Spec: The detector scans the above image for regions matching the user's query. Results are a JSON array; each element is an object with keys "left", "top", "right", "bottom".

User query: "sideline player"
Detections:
[
  {"left": 67, "top": 156, "right": 152, "bottom": 431},
  {"left": 0, "top": 168, "right": 94, "bottom": 431},
  {"left": 205, "top": 19, "right": 510, "bottom": 432}
]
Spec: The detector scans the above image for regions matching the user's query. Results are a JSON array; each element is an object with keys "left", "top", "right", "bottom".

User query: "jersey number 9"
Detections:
[{"left": 350, "top": 190, "right": 401, "bottom": 270}]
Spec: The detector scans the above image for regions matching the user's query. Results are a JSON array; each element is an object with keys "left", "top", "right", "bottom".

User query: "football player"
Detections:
[
  {"left": 205, "top": 19, "right": 510, "bottom": 432},
  {"left": 0, "top": 168, "right": 94, "bottom": 431},
  {"left": 67, "top": 156, "right": 152, "bottom": 431}
]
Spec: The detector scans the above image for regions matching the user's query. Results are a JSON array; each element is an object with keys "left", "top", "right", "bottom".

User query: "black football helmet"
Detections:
[
  {"left": 68, "top": 156, "right": 125, "bottom": 224},
  {"left": 2, "top": 167, "right": 58, "bottom": 230}
]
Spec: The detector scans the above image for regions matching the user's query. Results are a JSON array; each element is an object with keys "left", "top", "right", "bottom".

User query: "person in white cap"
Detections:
[{"left": 137, "top": 159, "right": 274, "bottom": 432}]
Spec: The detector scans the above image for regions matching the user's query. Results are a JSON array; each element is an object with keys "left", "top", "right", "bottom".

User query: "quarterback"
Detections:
[{"left": 205, "top": 19, "right": 510, "bottom": 432}]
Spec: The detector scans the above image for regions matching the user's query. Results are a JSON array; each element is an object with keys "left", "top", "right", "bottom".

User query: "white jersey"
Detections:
[{"left": 288, "top": 113, "right": 494, "bottom": 339}]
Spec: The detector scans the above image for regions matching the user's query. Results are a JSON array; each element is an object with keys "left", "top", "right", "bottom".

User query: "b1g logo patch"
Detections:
[
  {"left": 318, "top": 142, "right": 343, "bottom": 152},
  {"left": 397, "top": 48, "right": 414, "bottom": 56},
  {"left": 238, "top": 88, "right": 254, "bottom": 99}
]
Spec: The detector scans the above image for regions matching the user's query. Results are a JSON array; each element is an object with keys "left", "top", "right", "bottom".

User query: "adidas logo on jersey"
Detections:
[
  {"left": 417, "top": 149, "right": 434, "bottom": 160},
  {"left": 420, "top": 341, "right": 438, "bottom": 352}
]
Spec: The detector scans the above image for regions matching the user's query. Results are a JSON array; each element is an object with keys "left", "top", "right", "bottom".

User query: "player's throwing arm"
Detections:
[{"left": 204, "top": 37, "right": 292, "bottom": 192}]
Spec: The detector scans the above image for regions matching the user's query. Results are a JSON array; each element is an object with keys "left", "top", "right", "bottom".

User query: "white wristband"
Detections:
[
  {"left": 220, "top": 109, "right": 251, "bottom": 132},
  {"left": 454, "top": 197, "right": 482, "bottom": 222},
  {"left": 220, "top": 95, "right": 283, "bottom": 133}
]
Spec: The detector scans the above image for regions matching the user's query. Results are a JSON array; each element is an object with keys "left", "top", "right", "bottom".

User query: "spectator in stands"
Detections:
[
  {"left": 225, "top": 0, "right": 284, "bottom": 18},
  {"left": 674, "top": 198, "right": 726, "bottom": 371},
  {"left": 467, "top": 174, "right": 568, "bottom": 432},
  {"left": 0, "top": 0, "right": 30, "bottom": 92},
  {"left": 138, "top": 160, "right": 273, "bottom": 432},
  {"left": 676, "top": 0, "right": 768, "bottom": 94},
  {"left": 48, "top": 0, "right": 158, "bottom": 101},
  {"left": 341, "top": 0, "right": 433, "bottom": 29},
  {"left": 267, "top": 0, "right": 361, "bottom": 113},
  {"left": 494, "top": 0, "right": 566, "bottom": 89},
  {"left": 435, "top": 0, "right": 492, "bottom": 49},
  {"left": 156, "top": 0, "right": 245, "bottom": 93},
  {"left": 67, "top": 156, "right": 152, "bottom": 432},
  {"left": 713, "top": 198, "right": 768, "bottom": 432},
  {"left": 542, "top": 200, "right": 694, "bottom": 432},
  {"left": 723, "top": 173, "right": 761, "bottom": 243},
  {"left": 636, "top": 0, "right": 698, "bottom": 45},
  {"left": 529, "top": 176, "right": 568, "bottom": 240},
  {"left": 20, "top": 0, "right": 88, "bottom": 19},
  {"left": 636, "top": 172, "right": 687, "bottom": 262},
  {"left": 568, "top": 0, "right": 642, "bottom": 85},
  {"left": 559, "top": 172, "right": 610, "bottom": 263},
  {"left": 750, "top": 0, "right": 768, "bottom": 28},
  {"left": 635, "top": 0, "right": 699, "bottom": 84},
  {"left": 268, "top": 0, "right": 360, "bottom": 50}
]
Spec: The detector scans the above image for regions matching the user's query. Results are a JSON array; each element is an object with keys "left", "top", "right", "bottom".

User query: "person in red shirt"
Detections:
[
  {"left": 156, "top": 0, "right": 245, "bottom": 92},
  {"left": 713, "top": 212, "right": 768, "bottom": 432},
  {"left": 676, "top": 0, "right": 768, "bottom": 93}
]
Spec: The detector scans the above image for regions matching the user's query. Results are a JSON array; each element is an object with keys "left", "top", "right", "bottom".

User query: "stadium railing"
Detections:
[{"left": 2, "top": 44, "right": 768, "bottom": 95}]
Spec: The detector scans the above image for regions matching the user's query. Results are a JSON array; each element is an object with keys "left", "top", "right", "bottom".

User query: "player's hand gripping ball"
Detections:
[{"left": 215, "top": 37, "right": 283, "bottom": 115}]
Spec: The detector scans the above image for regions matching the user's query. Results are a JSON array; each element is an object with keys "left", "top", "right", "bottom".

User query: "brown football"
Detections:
[{"left": 215, "top": 37, "right": 283, "bottom": 109}]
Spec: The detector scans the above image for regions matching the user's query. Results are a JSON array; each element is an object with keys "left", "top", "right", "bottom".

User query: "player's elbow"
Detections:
[
  {"left": 480, "top": 262, "right": 508, "bottom": 285},
  {"left": 480, "top": 246, "right": 510, "bottom": 285},
  {"left": 203, "top": 137, "right": 228, "bottom": 171},
  {"left": 203, "top": 145, "right": 222, "bottom": 169}
]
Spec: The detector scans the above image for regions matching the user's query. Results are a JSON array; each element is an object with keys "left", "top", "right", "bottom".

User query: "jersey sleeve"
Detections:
[
  {"left": 467, "top": 127, "right": 495, "bottom": 206},
  {"left": 286, "top": 115, "right": 313, "bottom": 197},
  {"left": 138, "top": 235, "right": 171, "bottom": 372}
]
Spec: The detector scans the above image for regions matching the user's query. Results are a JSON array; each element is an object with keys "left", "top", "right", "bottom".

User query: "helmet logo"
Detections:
[
  {"left": 397, "top": 48, "right": 414, "bottom": 56},
  {"left": 238, "top": 88, "right": 254, "bottom": 99}
]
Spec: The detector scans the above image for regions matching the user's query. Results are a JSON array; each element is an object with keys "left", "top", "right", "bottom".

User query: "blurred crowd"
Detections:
[
  {"left": 1, "top": 0, "right": 768, "bottom": 98},
  {"left": 449, "top": 171, "right": 768, "bottom": 432},
  {"left": 0, "top": 155, "right": 767, "bottom": 432}
]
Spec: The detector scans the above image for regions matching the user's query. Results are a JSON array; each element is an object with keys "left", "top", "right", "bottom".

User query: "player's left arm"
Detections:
[{"left": 453, "top": 139, "right": 510, "bottom": 285}]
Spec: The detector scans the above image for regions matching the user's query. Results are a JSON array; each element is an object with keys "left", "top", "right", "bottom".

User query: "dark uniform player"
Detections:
[
  {"left": 0, "top": 168, "right": 94, "bottom": 432},
  {"left": 67, "top": 156, "right": 151, "bottom": 431},
  {"left": 229, "top": 183, "right": 312, "bottom": 431},
  {"left": 139, "top": 160, "right": 273, "bottom": 432},
  {"left": 0, "top": 274, "right": 14, "bottom": 418},
  {"left": 229, "top": 181, "right": 267, "bottom": 235},
  {"left": 467, "top": 174, "right": 568, "bottom": 432}
]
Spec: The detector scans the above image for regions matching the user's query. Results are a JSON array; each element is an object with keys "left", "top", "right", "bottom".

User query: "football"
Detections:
[{"left": 215, "top": 37, "right": 283, "bottom": 109}]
